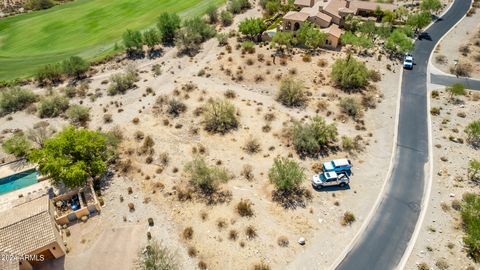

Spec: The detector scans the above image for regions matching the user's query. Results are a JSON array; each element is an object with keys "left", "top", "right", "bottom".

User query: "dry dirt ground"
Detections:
[
  {"left": 432, "top": 6, "right": 480, "bottom": 78},
  {"left": 0, "top": 5, "right": 405, "bottom": 270},
  {"left": 405, "top": 89, "right": 480, "bottom": 270}
]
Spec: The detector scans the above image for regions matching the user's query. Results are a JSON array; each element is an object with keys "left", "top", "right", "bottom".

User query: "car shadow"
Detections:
[
  {"left": 312, "top": 184, "right": 351, "bottom": 193},
  {"left": 418, "top": 32, "right": 432, "bottom": 41}
]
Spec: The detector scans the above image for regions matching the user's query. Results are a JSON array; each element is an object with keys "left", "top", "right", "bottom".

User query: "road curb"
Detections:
[{"left": 396, "top": 0, "right": 473, "bottom": 269}]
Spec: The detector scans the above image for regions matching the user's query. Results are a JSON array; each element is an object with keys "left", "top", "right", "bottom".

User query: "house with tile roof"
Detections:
[
  {"left": 0, "top": 195, "right": 65, "bottom": 270},
  {"left": 282, "top": 0, "right": 397, "bottom": 48}
]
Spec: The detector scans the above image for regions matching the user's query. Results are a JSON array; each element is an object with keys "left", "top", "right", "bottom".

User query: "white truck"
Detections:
[{"left": 311, "top": 171, "right": 350, "bottom": 189}]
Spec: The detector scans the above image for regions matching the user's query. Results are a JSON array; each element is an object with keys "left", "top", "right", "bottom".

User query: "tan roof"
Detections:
[
  {"left": 350, "top": 1, "right": 397, "bottom": 12},
  {"left": 323, "top": 0, "right": 347, "bottom": 19},
  {"left": 294, "top": 0, "right": 314, "bottom": 7},
  {"left": 284, "top": 11, "right": 310, "bottom": 22},
  {"left": 313, "top": 11, "right": 333, "bottom": 23},
  {"left": 0, "top": 196, "right": 58, "bottom": 256},
  {"left": 327, "top": 24, "right": 343, "bottom": 38}
]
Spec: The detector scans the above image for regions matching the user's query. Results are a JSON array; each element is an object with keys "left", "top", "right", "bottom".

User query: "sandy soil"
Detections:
[
  {"left": 0, "top": 4, "right": 403, "bottom": 270},
  {"left": 405, "top": 88, "right": 480, "bottom": 270},
  {"left": 432, "top": 7, "right": 480, "bottom": 78}
]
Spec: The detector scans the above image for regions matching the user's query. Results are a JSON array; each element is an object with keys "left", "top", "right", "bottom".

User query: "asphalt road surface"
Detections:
[
  {"left": 336, "top": 1, "right": 472, "bottom": 269},
  {"left": 431, "top": 73, "right": 480, "bottom": 90}
]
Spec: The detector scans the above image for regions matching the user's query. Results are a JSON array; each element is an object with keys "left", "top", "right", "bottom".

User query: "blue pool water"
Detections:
[{"left": 0, "top": 169, "right": 38, "bottom": 195}]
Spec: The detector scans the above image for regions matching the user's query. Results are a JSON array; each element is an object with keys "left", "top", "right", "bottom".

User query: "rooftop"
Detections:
[{"left": 284, "top": 11, "right": 310, "bottom": 22}]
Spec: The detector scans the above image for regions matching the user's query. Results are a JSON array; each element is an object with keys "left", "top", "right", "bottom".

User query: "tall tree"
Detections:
[
  {"left": 157, "top": 12, "right": 182, "bottom": 44},
  {"left": 385, "top": 29, "right": 414, "bottom": 54},
  {"left": 407, "top": 11, "right": 431, "bottom": 32},
  {"left": 420, "top": 0, "right": 442, "bottom": 13},
  {"left": 271, "top": 31, "right": 296, "bottom": 54},
  {"left": 297, "top": 22, "right": 327, "bottom": 49},
  {"left": 29, "top": 127, "right": 116, "bottom": 189},
  {"left": 143, "top": 29, "right": 161, "bottom": 57},
  {"left": 238, "top": 18, "right": 266, "bottom": 41}
]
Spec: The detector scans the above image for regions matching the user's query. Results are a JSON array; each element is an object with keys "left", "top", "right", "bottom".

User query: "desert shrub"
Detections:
[
  {"left": 206, "top": 4, "right": 218, "bottom": 24},
  {"left": 369, "top": 70, "right": 381, "bottom": 82},
  {"left": 63, "top": 86, "right": 77, "bottom": 98},
  {"left": 430, "top": 107, "right": 440, "bottom": 116},
  {"left": 339, "top": 98, "right": 362, "bottom": 120},
  {"left": 182, "top": 227, "right": 194, "bottom": 240},
  {"left": 450, "top": 62, "right": 473, "bottom": 77},
  {"left": 167, "top": 99, "right": 187, "bottom": 117},
  {"left": 242, "top": 41, "right": 256, "bottom": 54},
  {"left": 459, "top": 44, "right": 470, "bottom": 55},
  {"left": 38, "top": 95, "right": 69, "bottom": 118},
  {"left": 0, "top": 87, "right": 37, "bottom": 115},
  {"left": 244, "top": 137, "right": 261, "bottom": 154},
  {"left": 341, "top": 211, "right": 356, "bottom": 226},
  {"left": 462, "top": 194, "right": 480, "bottom": 261},
  {"left": 277, "top": 236, "right": 289, "bottom": 247},
  {"left": 66, "top": 105, "right": 90, "bottom": 126},
  {"left": 217, "top": 33, "right": 229, "bottom": 46},
  {"left": 2, "top": 133, "right": 32, "bottom": 157},
  {"left": 417, "top": 262, "right": 429, "bottom": 270},
  {"left": 245, "top": 225, "right": 257, "bottom": 239},
  {"left": 268, "top": 157, "right": 305, "bottom": 192},
  {"left": 277, "top": 78, "right": 307, "bottom": 107},
  {"left": 228, "top": 0, "right": 250, "bottom": 14},
  {"left": 185, "top": 156, "right": 229, "bottom": 194},
  {"left": 220, "top": 11, "right": 234, "bottom": 26},
  {"left": 229, "top": 230, "right": 238, "bottom": 241},
  {"left": 236, "top": 199, "right": 254, "bottom": 217},
  {"left": 203, "top": 98, "right": 238, "bottom": 134},
  {"left": 224, "top": 89, "right": 236, "bottom": 99},
  {"left": 435, "top": 54, "right": 447, "bottom": 64},
  {"left": 431, "top": 90, "right": 439, "bottom": 98},
  {"left": 292, "top": 116, "right": 337, "bottom": 157},
  {"left": 35, "top": 63, "right": 63, "bottom": 84},
  {"left": 241, "top": 164, "right": 254, "bottom": 181},
  {"left": 253, "top": 262, "right": 271, "bottom": 270},
  {"left": 24, "top": 0, "right": 54, "bottom": 10},
  {"left": 446, "top": 83, "right": 465, "bottom": 99},
  {"left": 61, "top": 56, "right": 89, "bottom": 79},
  {"left": 465, "top": 121, "right": 480, "bottom": 148},
  {"left": 469, "top": 160, "right": 480, "bottom": 182},
  {"left": 108, "top": 66, "right": 138, "bottom": 95},
  {"left": 264, "top": 113, "right": 275, "bottom": 122},
  {"left": 136, "top": 240, "right": 178, "bottom": 270},
  {"left": 361, "top": 93, "right": 377, "bottom": 109},
  {"left": 435, "top": 259, "right": 448, "bottom": 270},
  {"left": 331, "top": 55, "right": 369, "bottom": 91}
]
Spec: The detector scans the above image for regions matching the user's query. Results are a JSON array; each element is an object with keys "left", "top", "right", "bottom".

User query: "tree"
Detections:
[
  {"left": 297, "top": 22, "right": 327, "bottom": 49},
  {"left": 358, "top": 21, "right": 376, "bottom": 38},
  {"left": 29, "top": 127, "right": 115, "bottom": 189},
  {"left": 265, "top": 0, "right": 281, "bottom": 15},
  {"left": 446, "top": 83, "right": 465, "bottom": 99},
  {"left": 61, "top": 56, "right": 89, "bottom": 79},
  {"left": 276, "top": 77, "right": 306, "bottom": 107},
  {"left": 340, "top": 31, "right": 373, "bottom": 50},
  {"left": 157, "top": 12, "right": 182, "bottom": 44},
  {"left": 203, "top": 98, "right": 238, "bottom": 134},
  {"left": 143, "top": 29, "right": 161, "bottom": 57},
  {"left": 0, "top": 87, "right": 37, "bottom": 115},
  {"left": 185, "top": 156, "right": 229, "bottom": 194},
  {"left": 343, "top": 14, "right": 361, "bottom": 32},
  {"left": 182, "top": 17, "right": 216, "bottom": 42},
  {"left": 394, "top": 6, "right": 409, "bottom": 22},
  {"left": 268, "top": 157, "right": 305, "bottom": 192},
  {"left": 238, "top": 18, "right": 266, "bottom": 41},
  {"left": 293, "top": 116, "right": 337, "bottom": 157},
  {"left": 331, "top": 54, "right": 369, "bottom": 91},
  {"left": 469, "top": 160, "right": 480, "bottom": 182},
  {"left": 465, "top": 121, "right": 480, "bottom": 148},
  {"left": 175, "top": 17, "right": 215, "bottom": 56},
  {"left": 2, "top": 133, "right": 32, "bottom": 157},
  {"left": 271, "top": 31, "right": 296, "bottom": 54},
  {"left": 136, "top": 240, "right": 179, "bottom": 270},
  {"left": 385, "top": 29, "right": 414, "bottom": 54},
  {"left": 407, "top": 12, "right": 431, "bottom": 32},
  {"left": 206, "top": 4, "right": 218, "bottom": 24},
  {"left": 123, "top": 29, "right": 144, "bottom": 57},
  {"left": 421, "top": 0, "right": 442, "bottom": 13}
]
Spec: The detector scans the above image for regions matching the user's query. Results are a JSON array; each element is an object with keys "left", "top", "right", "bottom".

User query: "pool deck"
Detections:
[{"left": 0, "top": 159, "right": 36, "bottom": 179}]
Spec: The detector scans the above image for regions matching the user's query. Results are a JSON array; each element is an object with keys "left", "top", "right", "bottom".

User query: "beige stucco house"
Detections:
[
  {"left": 282, "top": 0, "right": 397, "bottom": 48},
  {"left": 0, "top": 196, "right": 66, "bottom": 270}
]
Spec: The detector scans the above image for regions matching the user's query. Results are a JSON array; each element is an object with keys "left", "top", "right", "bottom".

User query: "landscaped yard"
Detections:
[{"left": 0, "top": 0, "right": 224, "bottom": 80}]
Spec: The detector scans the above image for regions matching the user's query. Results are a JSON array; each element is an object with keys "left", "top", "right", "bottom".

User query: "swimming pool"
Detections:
[{"left": 0, "top": 169, "right": 38, "bottom": 195}]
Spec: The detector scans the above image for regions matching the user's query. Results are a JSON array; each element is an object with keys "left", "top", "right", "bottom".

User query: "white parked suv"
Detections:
[{"left": 312, "top": 171, "right": 350, "bottom": 189}]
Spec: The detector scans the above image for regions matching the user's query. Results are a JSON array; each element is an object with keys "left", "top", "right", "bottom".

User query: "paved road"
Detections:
[
  {"left": 431, "top": 73, "right": 480, "bottom": 90},
  {"left": 336, "top": 1, "right": 472, "bottom": 269}
]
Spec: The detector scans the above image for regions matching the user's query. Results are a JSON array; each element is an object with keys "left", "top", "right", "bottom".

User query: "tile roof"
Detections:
[
  {"left": 313, "top": 11, "right": 333, "bottom": 23},
  {"left": 323, "top": 0, "right": 347, "bottom": 19},
  {"left": 284, "top": 11, "right": 310, "bottom": 22},
  {"left": 327, "top": 24, "right": 343, "bottom": 38},
  {"left": 0, "top": 196, "right": 58, "bottom": 256},
  {"left": 294, "top": 0, "right": 314, "bottom": 7}
]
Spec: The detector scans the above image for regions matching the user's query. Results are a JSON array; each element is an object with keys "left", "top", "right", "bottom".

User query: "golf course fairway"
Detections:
[{"left": 0, "top": 0, "right": 225, "bottom": 80}]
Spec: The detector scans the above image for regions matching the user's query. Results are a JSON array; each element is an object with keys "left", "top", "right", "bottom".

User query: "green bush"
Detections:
[
  {"left": 108, "top": 66, "right": 138, "bottom": 95},
  {"left": 339, "top": 97, "right": 362, "bottom": 119},
  {"left": 203, "top": 98, "right": 238, "bottom": 134},
  {"left": 446, "top": 83, "right": 465, "bottom": 99},
  {"left": 461, "top": 193, "right": 480, "bottom": 261},
  {"left": 61, "top": 56, "right": 89, "bottom": 79},
  {"left": 206, "top": 4, "right": 218, "bottom": 24},
  {"left": 469, "top": 160, "right": 480, "bottom": 182},
  {"left": 66, "top": 105, "right": 90, "bottom": 126},
  {"left": 293, "top": 116, "right": 337, "bottom": 157},
  {"left": 331, "top": 55, "right": 369, "bottom": 91},
  {"left": 24, "top": 0, "right": 54, "bottom": 10},
  {"left": 277, "top": 78, "right": 307, "bottom": 107},
  {"left": 185, "top": 156, "right": 229, "bottom": 194},
  {"left": 466, "top": 120, "right": 480, "bottom": 148},
  {"left": 239, "top": 18, "right": 266, "bottom": 40},
  {"left": 220, "top": 11, "right": 234, "bottom": 26},
  {"left": 241, "top": 41, "right": 256, "bottom": 53},
  {"left": 0, "top": 87, "right": 37, "bottom": 115},
  {"left": 216, "top": 33, "right": 229, "bottom": 46},
  {"left": 2, "top": 133, "right": 32, "bottom": 157},
  {"left": 228, "top": 0, "right": 250, "bottom": 14},
  {"left": 136, "top": 239, "right": 179, "bottom": 270},
  {"left": 35, "top": 63, "right": 63, "bottom": 84},
  {"left": 157, "top": 12, "right": 182, "bottom": 44},
  {"left": 268, "top": 157, "right": 305, "bottom": 192},
  {"left": 38, "top": 95, "right": 70, "bottom": 118},
  {"left": 176, "top": 17, "right": 216, "bottom": 55}
]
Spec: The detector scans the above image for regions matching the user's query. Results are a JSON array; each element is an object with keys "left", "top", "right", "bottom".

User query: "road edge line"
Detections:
[{"left": 396, "top": 1, "right": 473, "bottom": 269}]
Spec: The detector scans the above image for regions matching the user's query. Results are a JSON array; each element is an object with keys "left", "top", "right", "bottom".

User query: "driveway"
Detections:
[{"left": 336, "top": 1, "right": 472, "bottom": 269}]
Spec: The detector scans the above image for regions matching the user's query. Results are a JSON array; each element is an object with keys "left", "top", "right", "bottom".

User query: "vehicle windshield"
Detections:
[{"left": 405, "top": 59, "right": 412, "bottom": 63}]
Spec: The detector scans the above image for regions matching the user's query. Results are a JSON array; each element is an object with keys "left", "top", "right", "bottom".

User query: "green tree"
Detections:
[
  {"left": 183, "top": 17, "right": 216, "bottom": 41},
  {"left": 331, "top": 54, "right": 369, "bottom": 90},
  {"left": 2, "top": 133, "right": 32, "bottom": 157},
  {"left": 420, "top": 0, "right": 442, "bottom": 13},
  {"left": 297, "top": 22, "right": 327, "bottom": 49},
  {"left": 343, "top": 14, "right": 361, "bottom": 32},
  {"left": 407, "top": 11, "right": 431, "bottom": 32},
  {"left": 358, "top": 21, "right": 377, "bottom": 38},
  {"left": 0, "top": 87, "right": 37, "bottom": 115},
  {"left": 185, "top": 156, "right": 229, "bottom": 194},
  {"left": 238, "top": 18, "right": 266, "bottom": 41},
  {"left": 29, "top": 127, "right": 115, "bottom": 189},
  {"left": 465, "top": 121, "right": 480, "bottom": 148},
  {"left": 265, "top": 0, "right": 281, "bottom": 15},
  {"left": 446, "top": 83, "right": 465, "bottom": 99},
  {"left": 157, "top": 12, "right": 182, "bottom": 44},
  {"left": 136, "top": 240, "right": 179, "bottom": 270},
  {"left": 61, "top": 56, "right": 89, "bottom": 79},
  {"left": 340, "top": 31, "right": 373, "bottom": 50},
  {"left": 206, "top": 4, "right": 218, "bottom": 24},
  {"left": 123, "top": 29, "right": 144, "bottom": 57},
  {"left": 469, "top": 160, "right": 480, "bottom": 182},
  {"left": 268, "top": 157, "right": 305, "bottom": 192},
  {"left": 176, "top": 17, "right": 215, "bottom": 55},
  {"left": 143, "top": 29, "right": 161, "bottom": 57},
  {"left": 293, "top": 116, "right": 337, "bottom": 157},
  {"left": 385, "top": 29, "right": 414, "bottom": 54},
  {"left": 271, "top": 31, "right": 296, "bottom": 54}
]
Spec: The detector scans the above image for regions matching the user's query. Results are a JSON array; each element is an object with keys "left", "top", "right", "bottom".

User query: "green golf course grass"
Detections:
[{"left": 0, "top": 0, "right": 225, "bottom": 80}]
